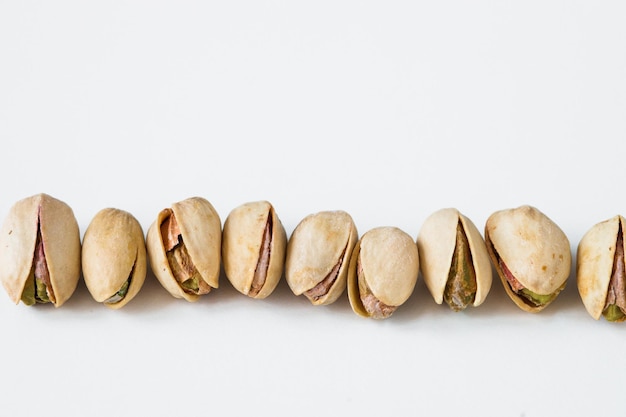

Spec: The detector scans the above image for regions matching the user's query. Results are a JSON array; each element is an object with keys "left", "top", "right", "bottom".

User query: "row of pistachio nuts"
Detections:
[
  {"left": 150, "top": 200, "right": 421, "bottom": 320},
  {"left": 0, "top": 194, "right": 148, "bottom": 309},
  {"left": 0, "top": 194, "right": 420, "bottom": 318},
  {"left": 231, "top": 204, "right": 573, "bottom": 318},
  {"left": 419, "top": 205, "right": 571, "bottom": 315},
  {"left": 0, "top": 193, "right": 623, "bottom": 323},
  {"left": 285, "top": 210, "right": 419, "bottom": 319}
]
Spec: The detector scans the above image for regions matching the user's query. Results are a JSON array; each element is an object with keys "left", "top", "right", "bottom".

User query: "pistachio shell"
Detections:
[
  {"left": 417, "top": 208, "right": 492, "bottom": 309},
  {"left": 0, "top": 193, "right": 81, "bottom": 307},
  {"left": 82, "top": 208, "right": 147, "bottom": 309},
  {"left": 146, "top": 197, "right": 221, "bottom": 302},
  {"left": 285, "top": 210, "right": 357, "bottom": 305},
  {"left": 348, "top": 226, "right": 419, "bottom": 319},
  {"left": 485, "top": 205, "right": 571, "bottom": 312},
  {"left": 222, "top": 201, "right": 286, "bottom": 299},
  {"left": 577, "top": 215, "right": 626, "bottom": 320}
]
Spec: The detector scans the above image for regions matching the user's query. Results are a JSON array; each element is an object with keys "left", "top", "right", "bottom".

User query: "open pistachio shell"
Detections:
[
  {"left": 222, "top": 201, "right": 286, "bottom": 299},
  {"left": 577, "top": 215, "right": 626, "bottom": 321},
  {"left": 348, "top": 226, "right": 419, "bottom": 319},
  {"left": 285, "top": 210, "right": 357, "bottom": 305},
  {"left": 146, "top": 197, "right": 221, "bottom": 302},
  {"left": 485, "top": 205, "right": 571, "bottom": 313},
  {"left": 82, "top": 208, "right": 147, "bottom": 309},
  {"left": 417, "top": 208, "right": 492, "bottom": 311},
  {"left": 0, "top": 193, "right": 81, "bottom": 307}
]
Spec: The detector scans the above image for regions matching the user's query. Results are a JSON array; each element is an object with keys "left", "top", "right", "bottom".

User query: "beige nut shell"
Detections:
[
  {"left": 577, "top": 215, "right": 626, "bottom": 320},
  {"left": 485, "top": 205, "right": 571, "bottom": 312},
  {"left": 285, "top": 210, "right": 357, "bottom": 305},
  {"left": 417, "top": 208, "right": 492, "bottom": 307},
  {"left": 222, "top": 201, "right": 286, "bottom": 299},
  {"left": 146, "top": 197, "right": 221, "bottom": 302},
  {"left": 348, "top": 226, "right": 419, "bottom": 317},
  {"left": 0, "top": 193, "right": 81, "bottom": 307},
  {"left": 82, "top": 208, "right": 147, "bottom": 309}
]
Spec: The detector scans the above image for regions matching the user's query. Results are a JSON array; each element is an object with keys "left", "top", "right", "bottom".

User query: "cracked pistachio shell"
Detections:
[
  {"left": 348, "top": 226, "right": 419, "bottom": 319},
  {"left": 82, "top": 208, "right": 147, "bottom": 309},
  {"left": 146, "top": 197, "right": 221, "bottom": 302},
  {"left": 485, "top": 205, "right": 571, "bottom": 313},
  {"left": 285, "top": 210, "right": 357, "bottom": 305},
  {"left": 577, "top": 215, "right": 626, "bottom": 321},
  {"left": 417, "top": 208, "right": 492, "bottom": 309},
  {"left": 0, "top": 193, "right": 81, "bottom": 307},
  {"left": 222, "top": 201, "right": 286, "bottom": 299}
]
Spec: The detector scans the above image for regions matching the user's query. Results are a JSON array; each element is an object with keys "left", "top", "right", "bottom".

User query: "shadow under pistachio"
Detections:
[{"left": 50, "top": 249, "right": 604, "bottom": 323}]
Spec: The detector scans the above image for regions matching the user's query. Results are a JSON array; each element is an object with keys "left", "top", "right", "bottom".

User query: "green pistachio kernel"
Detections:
[
  {"left": 105, "top": 279, "right": 130, "bottom": 304},
  {"left": 520, "top": 288, "right": 557, "bottom": 307},
  {"left": 443, "top": 223, "right": 477, "bottom": 311},
  {"left": 603, "top": 304, "right": 626, "bottom": 322}
]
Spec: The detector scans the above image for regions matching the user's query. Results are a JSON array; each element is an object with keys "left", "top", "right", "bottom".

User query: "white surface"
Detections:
[{"left": 1, "top": 1, "right": 625, "bottom": 416}]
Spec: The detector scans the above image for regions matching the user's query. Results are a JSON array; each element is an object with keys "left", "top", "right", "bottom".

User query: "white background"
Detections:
[{"left": 1, "top": 1, "right": 625, "bottom": 416}]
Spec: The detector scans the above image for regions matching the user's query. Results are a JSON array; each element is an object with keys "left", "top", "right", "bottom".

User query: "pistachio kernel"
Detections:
[
  {"left": 602, "top": 222, "right": 626, "bottom": 322},
  {"left": 161, "top": 210, "right": 211, "bottom": 296},
  {"left": 443, "top": 222, "right": 477, "bottom": 311}
]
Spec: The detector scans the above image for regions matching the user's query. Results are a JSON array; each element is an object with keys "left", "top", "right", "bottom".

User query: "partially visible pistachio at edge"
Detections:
[
  {"left": 146, "top": 197, "right": 221, "bottom": 302},
  {"left": 82, "top": 208, "right": 147, "bottom": 310},
  {"left": 0, "top": 193, "right": 81, "bottom": 307},
  {"left": 348, "top": 226, "right": 419, "bottom": 319},
  {"left": 285, "top": 210, "right": 358, "bottom": 306},
  {"left": 485, "top": 205, "right": 571, "bottom": 313},
  {"left": 417, "top": 208, "right": 492, "bottom": 312},
  {"left": 577, "top": 215, "right": 626, "bottom": 322},
  {"left": 222, "top": 201, "right": 287, "bottom": 299}
]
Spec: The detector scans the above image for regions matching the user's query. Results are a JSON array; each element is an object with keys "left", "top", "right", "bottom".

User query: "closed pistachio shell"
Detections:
[
  {"left": 348, "top": 226, "right": 419, "bottom": 319},
  {"left": 82, "top": 208, "right": 147, "bottom": 309},
  {"left": 577, "top": 215, "right": 626, "bottom": 321},
  {"left": 417, "top": 208, "right": 492, "bottom": 310},
  {"left": 485, "top": 205, "right": 571, "bottom": 313},
  {"left": 285, "top": 210, "right": 357, "bottom": 305},
  {"left": 146, "top": 197, "right": 221, "bottom": 302},
  {"left": 222, "top": 201, "right": 286, "bottom": 299},
  {"left": 0, "top": 193, "right": 81, "bottom": 307}
]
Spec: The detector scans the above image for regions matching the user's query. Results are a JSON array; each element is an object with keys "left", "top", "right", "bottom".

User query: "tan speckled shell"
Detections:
[
  {"left": 577, "top": 215, "right": 626, "bottom": 320},
  {"left": 222, "top": 201, "right": 286, "bottom": 299},
  {"left": 285, "top": 210, "right": 357, "bottom": 305},
  {"left": 146, "top": 197, "right": 221, "bottom": 302},
  {"left": 0, "top": 193, "right": 81, "bottom": 307},
  {"left": 417, "top": 208, "right": 492, "bottom": 307},
  {"left": 485, "top": 205, "right": 571, "bottom": 313},
  {"left": 348, "top": 226, "right": 419, "bottom": 318},
  {"left": 82, "top": 208, "right": 147, "bottom": 309}
]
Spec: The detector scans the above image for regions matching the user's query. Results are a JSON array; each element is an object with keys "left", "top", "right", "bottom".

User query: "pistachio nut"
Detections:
[
  {"left": 222, "top": 201, "right": 286, "bottom": 299},
  {"left": 348, "top": 226, "right": 419, "bottom": 319},
  {"left": 485, "top": 205, "right": 571, "bottom": 313},
  {"left": 417, "top": 208, "right": 492, "bottom": 311},
  {"left": 577, "top": 215, "right": 626, "bottom": 322},
  {"left": 146, "top": 197, "right": 221, "bottom": 302},
  {"left": 0, "top": 193, "right": 81, "bottom": 307},
  {"left": 82, "top": 208, "right": 147, "bottom": 309},
  {"left": 285, "top": 210, "right": 357, "bottom": 305}
]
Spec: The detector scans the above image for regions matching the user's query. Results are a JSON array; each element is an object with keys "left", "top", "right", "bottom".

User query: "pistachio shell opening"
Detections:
[
  {"left": 146, "top": 197, "right": 221, "bottom": 302},
  {"left": 348, "top": 227, "right": 419, "bottom": 319},
  {"left": 0, "top": 193, "right": 81, "bottom": 307},
  {"left": 285, "top": 210, "right": 358, "bottom": 305},
  {"left": 577, "top": 215, "right": 626, "bottom": 321},
  {"left": 485, "top": 205, "right": 571, "bottom": 313},
  {"left": 82, "top": 208, "right": 147, "bottom": 309},
  {"left": 222, "top": 201, "right": 287, "bottom": 299}
]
